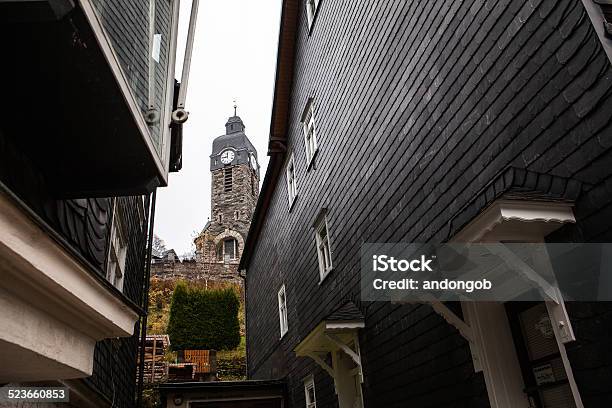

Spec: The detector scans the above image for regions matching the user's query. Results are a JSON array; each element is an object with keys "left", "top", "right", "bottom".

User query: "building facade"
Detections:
[
  {"left": 193, "top": 114, "right": 260, "bottom": 280},
  {"left": 0, "top": 0, "right": 190, "bottom": 406},
  {"left": 241, "top": 1, "right": 612, "bottom": 408}
]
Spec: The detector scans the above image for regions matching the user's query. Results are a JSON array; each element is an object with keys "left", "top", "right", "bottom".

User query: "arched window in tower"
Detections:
[
  {"left": 217, "top": 238, "right": 238, "bottom": 262},
  {"left": 224, "top": 167, "right": 233, "bottom": 192}
]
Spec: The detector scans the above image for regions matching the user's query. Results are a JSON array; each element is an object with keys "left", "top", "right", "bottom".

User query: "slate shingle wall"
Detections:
[
  {"left": 246, "top": 0, "right": 612, "bottom": 407},
  {"left": 84, "top": 195, "right": 149, "bottom": 408},
  {"left": 0, "top": 132, "right": 150, "bottom": 407},
  {"left": 92, "top": 0, "right": 173, "bottom": 150}
]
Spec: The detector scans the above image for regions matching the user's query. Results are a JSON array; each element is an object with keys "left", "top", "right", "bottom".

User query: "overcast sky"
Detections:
[{"left": 155, "top": 0, "right": 282, "bottom": 254}]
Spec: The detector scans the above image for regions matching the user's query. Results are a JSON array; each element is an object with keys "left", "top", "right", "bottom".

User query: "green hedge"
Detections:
[{"left": 167, "top": 282, "right": 240, "bottom": 351}]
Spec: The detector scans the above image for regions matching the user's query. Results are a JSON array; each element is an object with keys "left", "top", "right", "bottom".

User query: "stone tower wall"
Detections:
[
  {"left": 211, "top": 163, "right": 259, "bottom": 226},
  {"left": 152, "top": 117, "right": 259, "bottom": 284}
]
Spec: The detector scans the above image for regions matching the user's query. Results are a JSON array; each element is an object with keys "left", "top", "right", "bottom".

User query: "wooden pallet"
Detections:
[{"left": 184, "top": 349, "right": 217, "bottom": 374}]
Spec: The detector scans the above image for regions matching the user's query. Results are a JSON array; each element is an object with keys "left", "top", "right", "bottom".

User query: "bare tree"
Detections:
[{"left": 152, "top": 234, "right": 167, "bottom": 258}]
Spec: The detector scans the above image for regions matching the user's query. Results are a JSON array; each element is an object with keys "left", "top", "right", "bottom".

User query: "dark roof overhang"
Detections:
[
  {"left": 239, "top": 0, "right": 298, "bottom": 271},
  {"left": 447, "top": 167, "right": 584, "bottom": 241}
]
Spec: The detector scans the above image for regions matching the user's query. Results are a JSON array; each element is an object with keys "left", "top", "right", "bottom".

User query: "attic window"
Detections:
[{"left": 224, "top": 167, "right": 233, "bottom": 192}]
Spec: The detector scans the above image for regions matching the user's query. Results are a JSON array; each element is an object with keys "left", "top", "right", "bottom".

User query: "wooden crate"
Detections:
[{"left": 184, "top": 349, "right": 217, "bottom": 374}]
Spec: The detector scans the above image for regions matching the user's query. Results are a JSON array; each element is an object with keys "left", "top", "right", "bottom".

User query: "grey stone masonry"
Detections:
[{"left": 153, "top": 114, "right": 259, "bottom": 283}]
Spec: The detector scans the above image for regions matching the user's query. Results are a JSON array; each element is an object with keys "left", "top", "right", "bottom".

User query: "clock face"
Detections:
[
  {"left": 220, "top": 150, "right": 235, "bottom": 164},
  {"left": 250, "top": 153, "right": 257, "bottom": 170}
]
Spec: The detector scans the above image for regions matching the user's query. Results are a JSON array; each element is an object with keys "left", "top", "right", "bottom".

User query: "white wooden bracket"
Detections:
[
  {"left": 489, "top": 244, "right": 576, "bottom": 343},
  {"left": 393, "top": 299, "right": 481, "bottom": 371},
  {"left": 325, "top": 333, "right": 364, "bottom": 383},
  {"left": 307, "top": 351, "right": 335, "bottom": 378}
]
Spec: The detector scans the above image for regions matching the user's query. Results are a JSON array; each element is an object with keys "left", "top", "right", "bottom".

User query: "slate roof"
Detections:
[
  {"left": 447, "top": 167, "right": 584, "bottom": 240},
  {"left": 211, "top": 116, "right": 258, "bottom": 159},
  {"left": 325, "top": 301, "right": 364, "bottom": 323}
]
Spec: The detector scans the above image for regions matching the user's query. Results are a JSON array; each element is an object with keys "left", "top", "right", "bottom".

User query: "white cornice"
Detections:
[{"left": 452, "top": 199, "right": 576, "bottom": 243}]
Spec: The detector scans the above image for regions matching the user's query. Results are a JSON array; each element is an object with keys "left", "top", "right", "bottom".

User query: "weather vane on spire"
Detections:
[{"left": 233, "top": 98, "right": 238, "bottom": 116}]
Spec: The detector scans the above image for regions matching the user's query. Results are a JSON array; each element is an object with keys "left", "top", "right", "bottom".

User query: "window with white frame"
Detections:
[
  {"left": 286, "top": 153, "right": 297, "bottom": 208},
  {"left": 107, "top": 209, "right": 127, "bottom": 291},
  {"left": 278, "top": 285, "right": 289, "bottom": 337},
  {"left": 302, "top": 100, "right": 318, "bottom": 167},
  {"left": 304, "top": 376, "right": 317, "bottom": 408},
  {"left": 306, "top": 0, "right": 321, "bottom": 29},
  {"left": 315, "top": 213, "right": 332, "bottom": 280},
  {"left": 217, "top": 238, "right": 238, "bottom": 262}
]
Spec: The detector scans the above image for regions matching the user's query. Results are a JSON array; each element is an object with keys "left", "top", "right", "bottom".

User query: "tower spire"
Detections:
[{"left": 233, "top": 99, "right": 237, "bottom": 117}]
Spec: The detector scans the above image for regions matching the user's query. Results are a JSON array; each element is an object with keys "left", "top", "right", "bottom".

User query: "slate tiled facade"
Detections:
[
  {"left": 241, "top": 1, "right": 612, "bottom": 407},
  {"left": 0, "top": 0, "right": 181, "bottom": 406}
]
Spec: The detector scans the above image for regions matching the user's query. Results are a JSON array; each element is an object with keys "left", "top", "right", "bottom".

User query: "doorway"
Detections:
[{"left": 506, "top": 302, "right": 577, "bottom": 408}]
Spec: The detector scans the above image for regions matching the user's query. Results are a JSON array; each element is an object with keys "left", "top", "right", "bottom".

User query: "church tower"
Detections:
[{"left": 194, "top": 111, "right": 259, "bottom": 277}]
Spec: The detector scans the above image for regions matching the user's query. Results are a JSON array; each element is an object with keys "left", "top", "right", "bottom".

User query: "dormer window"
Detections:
[{"left": 302, "top": 99, "right": 318, "bottom": 168}]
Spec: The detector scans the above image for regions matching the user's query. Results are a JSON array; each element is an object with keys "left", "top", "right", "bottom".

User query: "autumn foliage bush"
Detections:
[{"left": 167, "top": 281, "right": 241, "bottom": 351}]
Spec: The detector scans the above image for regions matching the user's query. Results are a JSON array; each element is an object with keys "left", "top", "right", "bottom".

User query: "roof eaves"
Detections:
[{"left": 239, "top": 0, "right": 299, "bottom": 271}]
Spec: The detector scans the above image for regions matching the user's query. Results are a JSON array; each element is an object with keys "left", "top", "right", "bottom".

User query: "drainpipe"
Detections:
[
  {"left": 238, "top": 268, "right": 248, "bottom": 377},
  {"left": 136, "top": 189, "right": 157, "bottom": 407}
]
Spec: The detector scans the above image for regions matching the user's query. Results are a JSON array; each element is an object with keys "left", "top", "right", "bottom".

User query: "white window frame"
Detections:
[
  {"left": 302, "top": 99, "right": 318, "bottom": 168},
  {"left": 278, "top": 285, "right": 289, "bottom": 338},
  {"left": 304, "top": 375, "right": 317, "bottom": 408},
  {"left": 286, "top": 153, "right": 298, "bottom": 209},
  {"left": 107, "top": 206, "right": 128, "bottom": 292},
  {"left": 306, "top": 0, "right": 321, "bottom": 30},
  {"left": 315, "top": 213, "right": 333, "bottom": 281},
  {"left": 218, "top": 238, "right": 238, "bottom": 262}
]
